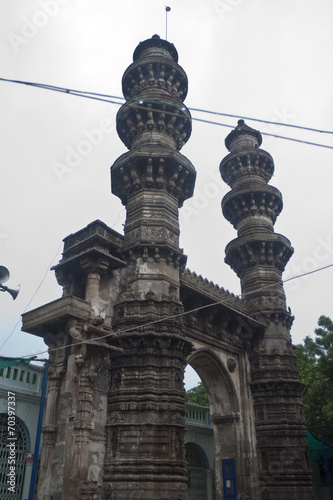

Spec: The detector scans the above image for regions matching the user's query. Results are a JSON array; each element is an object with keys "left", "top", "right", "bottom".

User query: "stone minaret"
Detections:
[
  {"left": 220, "top": 120, "right": 314, "bottom": 499},
  {"left": 105, "top": 35, "right": 196, "bottom": 500}
]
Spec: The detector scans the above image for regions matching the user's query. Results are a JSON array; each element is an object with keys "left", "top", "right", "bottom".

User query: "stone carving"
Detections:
[
  {"left": 221, "top": 119, "right": 314, "bottom": 498},
  {"left": 67, "top": 319, "right": 84, "bottom": 342},
  {"left": 227, "top": 358, "right": 237, "bottom": 373},
  {"left": 21, "top": 37, "right": 314, "bottom": 500}
]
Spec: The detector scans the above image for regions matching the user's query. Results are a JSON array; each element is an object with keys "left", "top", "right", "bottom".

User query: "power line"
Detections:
[
  {"left": 0, "top": 243, "right": 63, "bottom": 352},
  {"left": 193, "top": 117, "right": 333, "bottom": 150},
  {"left": 20, "top": 261, "right": 333, "bottom": 360},
  {"left": 0, "top": 77, "right": 124, "bottom": 105},
  {"left": 284, "top": 262, "right": 333, "bottom": 283},
  {"left": 1, "top": 76, "right": 332, "bottom": 355},
  {"left": 190, "top": 107, "right": 333, "bottom": 135},
  {"left": 1, "top": 77, "right": 333, "bottom": 150},
  {"left": 0, "top": 208, "right": 121, "bottom": 353}
]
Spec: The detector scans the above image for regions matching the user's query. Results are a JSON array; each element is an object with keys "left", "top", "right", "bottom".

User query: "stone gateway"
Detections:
[{"left": 22, "top": 36, "right": 314, "bottom": 500}]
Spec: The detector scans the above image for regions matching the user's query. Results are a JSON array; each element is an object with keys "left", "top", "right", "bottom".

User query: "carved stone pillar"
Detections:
[
  {"left": 80, "top": 256, "right": 110, "bottom": 315},
  {"left": 36, "top": 364, "right": 62, "bottom": 500},
  {"left": 35, "top": 330, "right": 70, "bottom": 500}
]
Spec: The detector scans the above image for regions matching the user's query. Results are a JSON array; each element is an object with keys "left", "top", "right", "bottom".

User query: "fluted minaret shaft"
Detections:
[
  {"left": 220, "top": 120, "right": 293, "bottom": 318},
  {"left": 107, "top": 36, "right": 195, "bottom": 500},
  {"left": 220, "top": 121, "right": 314, "bottom": 500},
  {"left": 111, "top": 34, "right": 195, "bottom": 256}
]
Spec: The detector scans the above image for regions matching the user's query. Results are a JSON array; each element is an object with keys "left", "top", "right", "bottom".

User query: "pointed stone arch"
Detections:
[
  {"left": 187, "top": 347, "right": 258, "bottom": 499},
  {"left": 187, "top": 348, "right": 239, "bottom": 421}
]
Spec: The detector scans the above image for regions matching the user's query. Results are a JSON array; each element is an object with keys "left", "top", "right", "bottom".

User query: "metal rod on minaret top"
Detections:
[{"left": 165, "top": 6, "right": 171, "bottom": 40}]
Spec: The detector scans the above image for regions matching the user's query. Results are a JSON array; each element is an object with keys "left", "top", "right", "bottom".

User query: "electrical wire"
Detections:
[
  {"left": 192, "top": 117, "right": 333, "bottom": 150},
  {"left": 189, "top": 107, "right": 333, "bottom": 135},
  {"left": 1, "top": 77, "right": 333, "bottom": 149},
  {"left": 19, "top": 261, "right": 333, "bottom": 360},
  {"left": 0, "top": 211, "right": 121, "bottom": 354},
  {"left": 284, "top": 263, "right": 333, "bottom": 283},
  {"left": 111, "top": 207, "right": 126, "bottom": 229},
  {"left": 0, "top": 243, "right": 63, "bottom": 352},
  {"left": 0, "top": 77, "right": 124, "bottom": 105},
  {"left": 1, "top": 77, "right": 332, "bottom": 356}
]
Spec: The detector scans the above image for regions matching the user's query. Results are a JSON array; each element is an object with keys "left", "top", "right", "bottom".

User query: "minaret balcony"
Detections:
[
  {"left": 222, "top": 184, "right": 283, "bottom": 231},
  {"left": 111, "top": 150, "right": 195, "bottom": 207},
  {"left": 116, "top": 101, "right": 191, "bottom": 151},
  {"left": 220, "top": 149, "right": 274, "bottom": 189},
  {"left": 225, "top": 234, "right": 294, "bottom": 277}
]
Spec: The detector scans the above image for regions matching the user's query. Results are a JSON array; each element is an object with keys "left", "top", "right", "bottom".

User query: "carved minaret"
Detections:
[
  {"left": 220, "top": 120, "right": 314, "bottom": 499},
  {"left": 104, "top": 35, "right": 196, "bottom": 499}
]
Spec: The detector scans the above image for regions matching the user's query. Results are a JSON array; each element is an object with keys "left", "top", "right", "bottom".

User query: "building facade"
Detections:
[
  {"left": 185, "top": 403, "right": 215, "bottom": 500},
  {"left": 22, "top": 35, "right": 314, "bottom": 499},
  {"left": 0, "top": 362, "right": 44, "bottom": 500}
]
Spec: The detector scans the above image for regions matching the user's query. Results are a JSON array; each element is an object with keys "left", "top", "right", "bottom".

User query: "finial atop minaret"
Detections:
[
  {"left": 225, "top": 119, "right": 262, "bottom": 152},
  {"left": 132, "top": 33, "right": 178, "bottom": 63},
  {"left": 165, "top": 6, "right": 171, "bottom": 40}
]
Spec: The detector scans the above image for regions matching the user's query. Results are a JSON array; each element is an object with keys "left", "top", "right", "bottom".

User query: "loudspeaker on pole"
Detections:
[{"left": 0, "top": 266, "right": 20, "bottom": 300}]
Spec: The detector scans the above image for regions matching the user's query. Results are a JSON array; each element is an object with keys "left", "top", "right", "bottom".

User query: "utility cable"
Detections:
[
  {"left": 190, "top": 107, "right": 333, "bottom": 135},
  {"left": 20, "top": 261, "right": 333, "bottom": 360},
  {"left": 283, "top": 262, "right": 333, "bottom": 283},
  {"left": 0, "top": 77, "right": 124, "bottom": 104},
  {"left": 1, "top": 77, "right": 333, "bottom": 147},
  {"left": 1, "top": 76, "right": 332, "bottom": 354},
  {"left": 192, "top": 117, "right": 333, "bottom": 150},
  {"left": 0, "top": 243, "right": 63, "bottom": 352}
]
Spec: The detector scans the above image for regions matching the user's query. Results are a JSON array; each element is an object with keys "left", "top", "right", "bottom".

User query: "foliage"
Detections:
[
  {"left": 186, "top": 381, "right": 209, "bottom": 407},
  {"left": 296, "top": 315, "right": 333, "bottom": 441}
]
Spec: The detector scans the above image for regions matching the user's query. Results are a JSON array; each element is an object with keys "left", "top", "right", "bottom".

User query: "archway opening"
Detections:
[
  {"left": 185, "top": 349, "right": 240, "bottom": 500},
  {"left": 184, "top": 362, "right": 217, "bottom": 500},
  {"left": 186, "top": 351, "right": 238, "bottom": 418}
]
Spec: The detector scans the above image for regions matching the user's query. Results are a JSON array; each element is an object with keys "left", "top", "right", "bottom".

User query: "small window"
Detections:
[
  {"left": 26, "top": 372, "right": 30, "bottom": 383},
  {"left": 13, "top": 369, "right": 18, "bottom": 380},
  {"left": 20, "top": 370, "right": 24, "bottom": 382},
  {"left": 6, "top": 368, "right": 11, "bottom": 378},
  {"left": 32, "top": 374, "right": 37, "bottom": 385}
]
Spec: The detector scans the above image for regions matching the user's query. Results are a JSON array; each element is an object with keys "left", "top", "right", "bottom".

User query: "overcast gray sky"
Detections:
[{"left": 1, "top": 0, "right": 333, "bottom": 389}]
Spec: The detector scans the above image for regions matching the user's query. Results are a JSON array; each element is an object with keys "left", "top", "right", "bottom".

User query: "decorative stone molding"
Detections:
[
  {"left": 225, "top": 236, "right": 294, "bottom": 277},
  {"left": 211, "top": 413, "right": 240, "bottom": 425},
  {"left": 222, "top": 185, "right": 283, "bottom": 229},
  {"left": 227, "top": 357, "right": 237, "bottom": 372},
  {"left": 180, "top": 268, "right": 246, "bottom": 310},
  {"left": 112, "top": 152, "right": 195, "bottom": 207}
]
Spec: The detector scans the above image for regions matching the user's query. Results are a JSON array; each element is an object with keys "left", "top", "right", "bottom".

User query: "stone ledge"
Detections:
[{"left": 21, "top": 295, "right": 91, "bottom": 336}]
